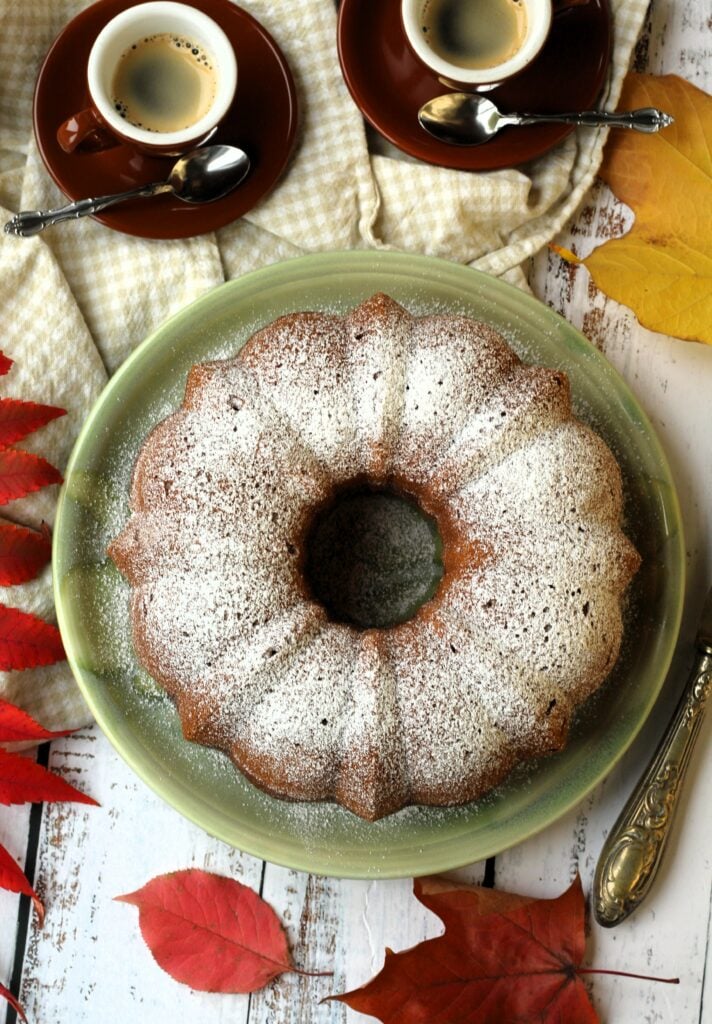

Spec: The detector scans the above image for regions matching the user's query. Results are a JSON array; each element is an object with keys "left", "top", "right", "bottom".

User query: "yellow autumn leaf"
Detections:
[{"left": 583, "top": 73, "right": 712, "bottom": 345}]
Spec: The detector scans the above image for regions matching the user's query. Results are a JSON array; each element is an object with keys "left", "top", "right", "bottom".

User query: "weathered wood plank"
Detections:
[
  {"left": 0, "top": 802, "right": 31, "bottom": 995},
  {"left": 247, "top": 861, "right": 486, "bottom": 1024},
  {"left": 14, "top": 728, "right": 264, "bottom": 1024},
  {"left": 494, "top": 706, "right": 712, "bottom": 1018},
  {"left": 508, "top": 200, "right": 712, "bottom": 1022},
  {"left": 635, "top": 0, "right": 712, "bottom": 84},
  {"left": 250, "top": 869, "right": 360, "bottom": 1024},
  {"left": 4, "top": 1, "right": 710, "bottom": 1022},
  {"left": 493, "top": 0, "right": 712, "bottom": 1008}
]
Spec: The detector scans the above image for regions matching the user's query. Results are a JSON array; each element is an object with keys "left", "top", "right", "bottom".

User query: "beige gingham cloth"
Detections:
[{"left": 0, "top": 0, "right": 648, "bottom": 732}]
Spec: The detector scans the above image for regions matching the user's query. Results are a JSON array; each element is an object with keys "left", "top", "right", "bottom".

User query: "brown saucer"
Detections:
[
  {"left": 33, "top": 0, "right": 298, "bottom": 239},
  {"left": 337, "top": 0, "right": 611, "bottom": 171}
]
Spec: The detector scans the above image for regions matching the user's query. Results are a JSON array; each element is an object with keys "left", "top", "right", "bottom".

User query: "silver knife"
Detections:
[{"left": 593, "top": 586, "right": 712, "bottom": 926}]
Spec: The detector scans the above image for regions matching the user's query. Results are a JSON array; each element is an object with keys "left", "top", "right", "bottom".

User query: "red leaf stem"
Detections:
[{"left": 576, "top": 968, "right": 680, "bottom": 984}]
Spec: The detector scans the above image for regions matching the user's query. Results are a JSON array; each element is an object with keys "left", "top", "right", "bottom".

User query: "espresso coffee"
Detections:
[
  {"left": 112, "top": 33, "right": 217, "bottom": 133},
  {"left": 421, "top": 0, "right": 528, "bottom": 70}
]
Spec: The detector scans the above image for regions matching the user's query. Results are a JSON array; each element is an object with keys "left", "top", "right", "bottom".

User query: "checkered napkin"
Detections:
[{"left": 0, "top": 0, "right": 648, "bottom": 732}]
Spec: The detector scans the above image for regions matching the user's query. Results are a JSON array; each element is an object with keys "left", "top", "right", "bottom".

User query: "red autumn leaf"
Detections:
[
  {"left": 334, "top": 875, "right": 599, "bottom": 1024},
  {"left": 115, "top": 869, "right": 296, "bottom": 993},
  {"left": 0, "top": 980, "right": 26, "bottom": 1022},
  {"left": 0, "top": 399, "right": 65, "bottom": 448},
  {"left": 0, "top": 448, "right": 62, "bottom": 504},
  {"left": 0, "top": 353, "right": 12, "bottom": 377},
  {"left": 0, "top": 749, "right": 98, "bottom": 806},
  {"left": 0, "top": 521, "right": 52, "bottom": 586},
  {"left": 0, "top": 698, "right": 74, "bottom": 744},
  {"left": 0, "top": 841, "right": 43, "bottom": 925},
  {"left": 0, "top": 605, "right": 65, "bottom": 670}
]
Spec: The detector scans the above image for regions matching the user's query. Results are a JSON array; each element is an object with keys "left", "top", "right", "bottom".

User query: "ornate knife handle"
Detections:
[{"left": 594, "top": 648, "right": 712, "bottom": 927}]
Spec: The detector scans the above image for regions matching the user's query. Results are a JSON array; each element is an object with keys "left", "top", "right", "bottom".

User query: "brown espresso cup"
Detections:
[
  {"left": 401, "top": 0, "right": 590, "bottom": 90},
  {"left": 57, "top": 1, "right": 237, "bottom": 156}
]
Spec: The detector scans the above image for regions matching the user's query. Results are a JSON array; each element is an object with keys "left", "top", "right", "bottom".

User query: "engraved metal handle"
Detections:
[
  {"left": 593, "top": 648, "right": 712, "bottom": 927},
  {"left": 512, "top": 107, "right": 674, "bottom": 132},
  {"left": 3, "top": 181, "right": 171, "bottom": 237}
]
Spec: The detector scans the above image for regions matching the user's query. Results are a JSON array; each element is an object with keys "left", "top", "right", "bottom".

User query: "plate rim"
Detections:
[{"left": 53, "top": 250, "right": 686, "bottom": 878}]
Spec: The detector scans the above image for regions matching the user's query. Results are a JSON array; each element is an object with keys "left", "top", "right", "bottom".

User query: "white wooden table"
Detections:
[{"left": 2, "top": 1, "right": 711, "bottom": 1021}]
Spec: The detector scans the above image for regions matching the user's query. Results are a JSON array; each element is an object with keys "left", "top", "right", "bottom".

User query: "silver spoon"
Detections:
[
  {"left": 3, "top": 144, "right": 250, "bottom": 237},
  {"left": 418, "top": 93, "right": 675, "bottom": 146}
]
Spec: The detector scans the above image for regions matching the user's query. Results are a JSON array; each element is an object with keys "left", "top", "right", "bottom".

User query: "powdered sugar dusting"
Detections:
[{"left": 110, "top": 293, "right": 640, "bottom": 820}]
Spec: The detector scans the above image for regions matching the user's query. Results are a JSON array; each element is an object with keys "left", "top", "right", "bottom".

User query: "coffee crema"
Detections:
[
  {"left": 112, "top": 33, "right": 217, "bottom": 133},
  {"left": 421, "top": 0, "right": 528, "bottom": 70}
]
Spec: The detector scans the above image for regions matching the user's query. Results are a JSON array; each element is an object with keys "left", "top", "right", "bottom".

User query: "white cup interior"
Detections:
[
  {"left": 88, "top": 1, "right": 237, "bottom": 146},
  {"left": 402, "top": 0, "right": 552, "bottom": 85}
]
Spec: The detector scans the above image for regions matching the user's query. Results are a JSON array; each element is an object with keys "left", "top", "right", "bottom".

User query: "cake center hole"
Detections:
[{"left": 304, "top": 487, "right": 444, "bottom": 629}]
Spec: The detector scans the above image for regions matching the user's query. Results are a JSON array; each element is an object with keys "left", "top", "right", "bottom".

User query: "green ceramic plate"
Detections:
[{"left": 53, "top": 251, "right": 684, "bottom": 878}]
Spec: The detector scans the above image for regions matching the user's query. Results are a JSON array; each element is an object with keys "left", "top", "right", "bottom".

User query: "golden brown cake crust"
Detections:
[{"left": 109, "top": 294, "right": 640, "bottom": 820}]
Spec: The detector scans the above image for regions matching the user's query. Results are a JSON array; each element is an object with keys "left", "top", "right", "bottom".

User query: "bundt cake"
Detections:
[{"left": 109, "top": 293, "right": 640, "bottom": 820}]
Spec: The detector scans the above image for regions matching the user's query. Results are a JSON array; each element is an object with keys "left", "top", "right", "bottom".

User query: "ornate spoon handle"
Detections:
[
  {"left": 3, "top": 181, "right": 170, "bottom": 237},
  {"left": 594, "top": 639, "right": 712, "bottom": 927},
  {"left": 514, "top": 107, "right": 674, "bottom": 132}
]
